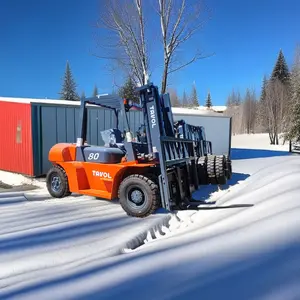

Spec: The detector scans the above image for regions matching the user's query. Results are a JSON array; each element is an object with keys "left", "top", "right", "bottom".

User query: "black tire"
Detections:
[
  {"left": 205, "top": 155, "right": 227, "bottom": 185},
  {"left": 197, "top": 156, "right": 208, "bottom": 185},
  {"left": 215, "top": 155, "right": 227, "bottom": 185},
  {"left": 225, "top": 156, "right": 232, "bottom": 180},
  {"left": 46, "top": 165, "right": 71, "bottom": 198},
  {"left": 118, "top": 174, "right": 161, "bottom": 218},
  {"left": 206, "top": 155, "right": 217, "bottom": 184}
]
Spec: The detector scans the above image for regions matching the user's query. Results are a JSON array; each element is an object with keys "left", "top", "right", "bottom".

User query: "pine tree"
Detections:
[
  {"left": 190, "top": 84, "right": 199, "bottom": 107},
  {"left": 182, "top": 90, "right": 189, "bottom": 107},
  {"left": 260, "top": 75, "right": 268, "bottom": 103},
  {"left": 81, "top": 91, "right": 86, "bottom": 99},
  {"left": 118, "top": 77, "right": 139, "bottom": 103},
  {"left": 287, "top": 46, "right": 300, "bottom": 140},
  {"left": 59, "top": 61, "right": 79, "bottom": 101},
  {"left": 205, "top": 91, "right": 212, "bottom": 108},
  {"left": 271, "top": 49, "right": 290, "bottom": 84},
  {"left": 93, "top": 85, "right": 98, "bottom": 97},
  {"left": 288, "top": 102, "right": 300, "bottom": 140},
  {"left": 270, "top": 50, "right": 292, "bottom": 141},
  {"left": 257, "top": 75, "right": 268, "bottom": 131}
]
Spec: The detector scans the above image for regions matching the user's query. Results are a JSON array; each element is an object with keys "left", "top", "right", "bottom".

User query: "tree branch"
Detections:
[{"left": 168, "top": 52, "right": 214, "bottom": 74}]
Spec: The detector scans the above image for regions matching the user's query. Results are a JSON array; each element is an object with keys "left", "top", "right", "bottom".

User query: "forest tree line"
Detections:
[{"left": 225, "top": 47, "right": 300, "bottom": 144}]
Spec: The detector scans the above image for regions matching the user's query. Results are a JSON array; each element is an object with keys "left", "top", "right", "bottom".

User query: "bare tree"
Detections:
[
  {"left": 225, "top": 89, "right": 243, "bottom": 135},
  {"left": 167, "top": 87, "right": 181, "bottom": 107},
  {"left": 96, "top": 0, "right": 150, "bottom": 86},
  {"left": 96, "top": 0, "right": 211, "bottom": 92},
  {"left": 154, "top": 0, "right": 212, "bottom": 93},
  {"left": 264, "top": 79, "right": 289, "bottom": 144},
  {"left": 242, "top": 89, "right": 257, "bottom": 134}
]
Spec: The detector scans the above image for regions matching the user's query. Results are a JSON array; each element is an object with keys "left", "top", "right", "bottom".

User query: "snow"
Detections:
[
  {"left": 1, "top": 133, "right": 300, "bottom": 299},
  {"left": 171, "top": 106, "right": 226, "bottom": 116},
  {"left": 0, "top": 170, "right": 45, "bottom": 188},
  {"left": 0, "top": 96, "right": 82, "bottom": 105},
  {"left": 231, "top": 133, "right": 289, "bottom": 151}
]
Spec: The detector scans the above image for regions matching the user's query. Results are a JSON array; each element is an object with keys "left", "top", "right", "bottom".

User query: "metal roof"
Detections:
[{"left": 84, "top": 94, "right": 123, "bottom": 110}]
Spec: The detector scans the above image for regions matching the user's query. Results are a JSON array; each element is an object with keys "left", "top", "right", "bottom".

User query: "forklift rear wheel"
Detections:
[
  {"left": 118, "top": 174, "right": 161, "bottom": 218},
  {"left": 46, "top": 165, "right": 71, "bottom": 198}
]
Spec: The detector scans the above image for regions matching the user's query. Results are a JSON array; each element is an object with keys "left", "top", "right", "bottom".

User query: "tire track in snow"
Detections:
[{"left": 0, "top": 191, "right": 171, "bottom": 292}]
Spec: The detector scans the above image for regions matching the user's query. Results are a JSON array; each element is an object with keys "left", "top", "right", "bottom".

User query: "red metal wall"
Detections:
[{"left": 0, "top": 101, "right": 34, "bottom": 176}]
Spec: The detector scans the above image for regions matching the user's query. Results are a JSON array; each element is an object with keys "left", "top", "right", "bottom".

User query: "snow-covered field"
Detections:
[
  {"left": 1, "top": 134, "right": 300, "bottom": 300},
  {"left": 231, "top": 133, "right": 289, "bottom": 151}
]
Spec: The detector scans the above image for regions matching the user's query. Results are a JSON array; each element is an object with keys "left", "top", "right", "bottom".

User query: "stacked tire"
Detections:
[
  {"left": 224, "top": 155, "right": 232, "bottom": 180},
  {"left": 197, "top": 154, "right": 232, "bottom": 185}
]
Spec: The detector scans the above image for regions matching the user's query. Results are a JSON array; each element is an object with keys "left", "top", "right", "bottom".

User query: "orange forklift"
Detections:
[{"left": 46, "top": 82, "right": 230, "bottom": 217}]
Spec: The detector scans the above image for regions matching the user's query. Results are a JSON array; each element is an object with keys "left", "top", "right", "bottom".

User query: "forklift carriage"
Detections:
[{"left": 46, "top": 82, "right": 232, "bottom": 217}]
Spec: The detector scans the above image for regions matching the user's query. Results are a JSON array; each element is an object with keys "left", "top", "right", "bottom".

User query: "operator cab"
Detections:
[{"left": 75, "top": 93, "right": 148, "bottom": 164}]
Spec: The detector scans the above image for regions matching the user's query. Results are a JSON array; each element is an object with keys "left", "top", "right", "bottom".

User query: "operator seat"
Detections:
[
  {"left": 82, "top": 145, "right": 125, "bottom": 164},
  {"left": 77, "top": 128, "right": 126, "bottom": 164},
  {"left": 100, "top": 128, "right": 126, "bottom": 152},
  {"left": 100, "top": 128, "right": 123, "bottom": 146}
]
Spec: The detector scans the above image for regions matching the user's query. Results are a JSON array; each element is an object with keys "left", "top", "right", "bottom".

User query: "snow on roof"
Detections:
[
  {"left": 211, "top": 106, "right": 227, "bottom": 112},
  {"left": 0, "top": 96, "right": 82, "bottom": 106},
  {"left": 171, "top": 105, "right": 227, "bottom": 115},
  {"left": 0, "top": 97, "right": 227, "bottom": 115},
  {"left": 171, "top": 106, "right": 225, "bottom": 116}
]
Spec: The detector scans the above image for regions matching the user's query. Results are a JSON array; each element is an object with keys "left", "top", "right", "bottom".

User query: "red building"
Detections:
[{"left": 0, "top": 98, "right": 34, "bottom": 176}]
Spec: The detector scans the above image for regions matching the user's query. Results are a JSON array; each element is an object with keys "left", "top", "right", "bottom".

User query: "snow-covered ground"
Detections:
[
  {"left": 231, "top": 133, "right": 289, "bottom": 151},
  {"left": 0, "top": 133, "right": 300, "bottom": 300}
]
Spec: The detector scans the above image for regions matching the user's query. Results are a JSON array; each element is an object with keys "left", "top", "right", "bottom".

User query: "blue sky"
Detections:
[{"left": 0, "top": 0, "right": 299, "bottom": 105}]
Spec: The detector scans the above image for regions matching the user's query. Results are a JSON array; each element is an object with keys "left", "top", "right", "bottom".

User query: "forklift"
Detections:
[{"left": 46, "top": 82, "right": 231, "bottom": 218}]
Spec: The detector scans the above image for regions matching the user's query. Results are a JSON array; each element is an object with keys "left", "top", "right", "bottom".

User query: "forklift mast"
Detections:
[{"left": 137, "top": 83, "right": 198, "bottom": 210}]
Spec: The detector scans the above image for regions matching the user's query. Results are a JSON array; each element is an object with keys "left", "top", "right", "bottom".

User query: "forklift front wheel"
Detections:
[
  {"left": 46, "top": 165, "right": 71, "bottom": 198},
  {"left": 118, "top": 174, "right": 161, "bottom": 218}
]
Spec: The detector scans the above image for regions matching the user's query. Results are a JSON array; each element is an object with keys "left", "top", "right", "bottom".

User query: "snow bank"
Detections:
[{"left": 0, "top": 170, "right": 45, "bottom": 189}]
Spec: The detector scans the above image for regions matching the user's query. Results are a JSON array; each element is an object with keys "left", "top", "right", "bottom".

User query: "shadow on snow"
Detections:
[
  {"left": 231, "top": 148, "right": 291, "bottom": 160},
  {"left": 192, "top": 172, "right": 250, "bottom": 202},
  {"left": 0, "top": 216, "right": 136, "bottom": 254},
  {"left": 2, "top": 208, "right": 300, "bottom": 300}
]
